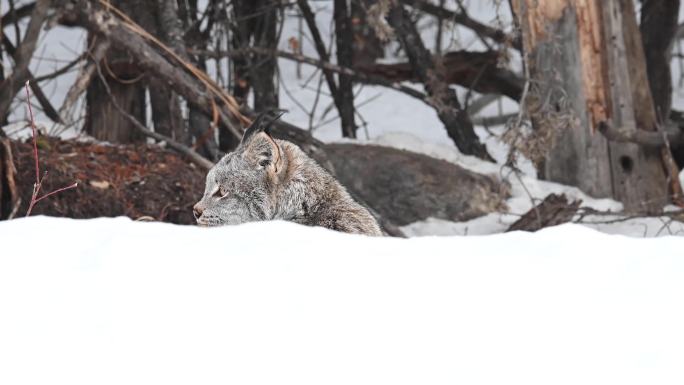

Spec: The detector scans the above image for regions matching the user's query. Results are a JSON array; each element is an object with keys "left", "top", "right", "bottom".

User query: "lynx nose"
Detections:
[{"left": 193, "top": 204, "right": 203, "bottom": 220}]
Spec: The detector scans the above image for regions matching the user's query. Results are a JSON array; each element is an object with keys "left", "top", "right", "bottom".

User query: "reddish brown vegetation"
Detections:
[{"left": 10, "top": 137, "right": 204, "bottom": 224}]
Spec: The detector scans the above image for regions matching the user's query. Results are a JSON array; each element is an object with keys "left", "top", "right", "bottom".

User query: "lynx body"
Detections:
[{"left": 193, "top": 113, "right": 382, "bottom": 236}]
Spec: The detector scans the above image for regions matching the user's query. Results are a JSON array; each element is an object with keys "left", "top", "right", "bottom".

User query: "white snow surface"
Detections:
[{"left": 1, "top": 216, "right": 684, "bottom": 385}]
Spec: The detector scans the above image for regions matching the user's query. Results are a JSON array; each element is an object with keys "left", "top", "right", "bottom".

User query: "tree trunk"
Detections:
[
  {"left": 148, "top": 0, "right": 189, "bottom": 145},
  {"left": 230, "top": 0, "right": 253, "bottom": 104},
  {"left": 640, "top": 0, "right": 684, "bottom": 172},
  {"left": 231, "top": 0, "right": 279, "bottom": 111},
  {"left": 334, "top": 0, "right": 357, "bottom": 138},
  {"left": 178, "top": 0, "right": 220, "bottom": 160},
  {"left": 0, "top": 0, "right": 4, "bottom": 125},
  {"left": 84, "top": 50, "right": 146, "bottom": 143},
  {"left": 84, "top": 0, "right": 145, "bottom": 144},
  {"left": 226, "top": 0, "right": 255, "bottom": 152},
  {"left": 0, "top": 35, "right": 5, "bottom": 131},
  {"left": 225, "top": 0, "right": 279, "bottom": 151},
  {"left": 514, "top": 0, "right": 671, "bottom": 212},
  {"left": 131, "top": 0, "right": 188, "bottom": 145},
  {"left": 250, "top": 0, "right": 279, "bottom": 111},
  {"left": 640, "top": 0, "right": 679, "bottom": 119},
  {"left": 147, "top": 77, "right": 185, "bottom": 141}
]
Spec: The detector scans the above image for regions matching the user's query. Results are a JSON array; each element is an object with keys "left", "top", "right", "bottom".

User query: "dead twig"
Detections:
[
  {"left": 0, "top": 0, "right": 55, "bottom": 123},
  {"left": 23, "top": 81, "right": 78, "bottom": 217},
  {"left": 573, "top": 206, "right": 684, "bottom": 225},
  {"left": 196, "top": 47, "right": 429, "bottom": 103}
]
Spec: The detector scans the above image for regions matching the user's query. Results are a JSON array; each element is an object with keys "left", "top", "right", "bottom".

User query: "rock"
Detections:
[{"left": 325, "top": 143, "right": 508, "bottom": 226}]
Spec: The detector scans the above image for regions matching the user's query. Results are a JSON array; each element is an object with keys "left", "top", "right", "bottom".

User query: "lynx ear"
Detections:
[
  {"left": 251, "top": 134, "right": 283, "bottom": 173},
  {"left": 241, "top": 111, "right": 287, "bottom": 173},
  {"left": 241, "top": 109, "right": 286, "bottom": 145}
]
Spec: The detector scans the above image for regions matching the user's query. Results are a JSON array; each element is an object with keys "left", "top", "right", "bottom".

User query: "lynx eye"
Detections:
[{"left": 214, "top": 186, "right": 229, "bottom": 198}]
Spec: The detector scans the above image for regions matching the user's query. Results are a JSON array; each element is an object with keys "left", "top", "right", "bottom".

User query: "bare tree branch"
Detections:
[
  {"left": 384, "top": 2, "right": 493, "bottom": 160},
  {"left": 0, "top": 1, "right": 35, "bottom": 28},
  {"left": 358, "top": 50, "right": 524, "bottom": 101},
  {"left": 0, "top": 0, "right": 52, "bottom": 121},
  {"left": 55, "top": 0, "right": 330, "bottom": 160},
  {"left": 1, "top": 35, "right": 64, "bottom": 123},
  {"left": 193, "top": 47, "right": 429, "bottom": 102},
  {"left": 57, "top": 0, "right": 245, "bottom": 138},
  {"left": 472, "top": 112, "right": 516, "bottom": 127},
  {"left": 597, "top": 121, "right": 683, "bottom": 148},
  {"left": 399, "top": 0, "right": 520, "bottom": 50},
  {"left": 297, "top": 0, "right": 356, "bottom": 137}
]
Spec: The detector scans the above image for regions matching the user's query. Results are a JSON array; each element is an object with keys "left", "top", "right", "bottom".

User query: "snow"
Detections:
[
  {"left": 2, "top": 4, "right": 683, "bottom": 384},
  {"left": 2, "top": 4, "right": 684, "bottom": 382},
  {"left": 1, "top": 216, "right": 683, "bottom": 385}
]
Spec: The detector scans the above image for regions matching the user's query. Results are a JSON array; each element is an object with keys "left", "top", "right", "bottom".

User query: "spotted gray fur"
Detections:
[{"left": 193, "top": 114, "right": 382, "bottom": 236}]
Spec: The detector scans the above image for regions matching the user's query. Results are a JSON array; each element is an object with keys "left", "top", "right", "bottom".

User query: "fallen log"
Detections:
[{"left": 357, "top": 51, "right": 524, "bottom": 102}]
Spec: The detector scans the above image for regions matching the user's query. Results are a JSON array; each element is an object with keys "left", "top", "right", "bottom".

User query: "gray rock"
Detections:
[{"left": 325, "top": 143, "right": 509, "bottom": 226}]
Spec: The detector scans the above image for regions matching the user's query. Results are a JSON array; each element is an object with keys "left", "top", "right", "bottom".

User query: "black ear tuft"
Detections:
[
  {"left": 241, "top": 109, "right": 287, "bottom": 144},
  {"left": 262, "top": 109, "right": 286, "bottom": 136}
]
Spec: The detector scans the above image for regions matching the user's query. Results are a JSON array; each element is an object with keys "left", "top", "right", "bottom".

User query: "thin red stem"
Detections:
[
  {"left": 25, "top": 179, "right": 42, "bottom": 217},
  {"left": 35, "top": 183, "right": 79, "bottom": 203},
  {"left": 26, "top": 201, "right": 36, "bottom": 217},
  {"left": 22, "top": 80, "right": 78, "bottom": 217},
  {"left": 24, "top": 81, "right": 40, "bottom": 185}
]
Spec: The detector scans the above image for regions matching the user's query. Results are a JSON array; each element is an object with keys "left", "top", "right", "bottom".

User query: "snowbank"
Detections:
[{"left": 1, "top": 217, "right": 683, "bottom": 385}]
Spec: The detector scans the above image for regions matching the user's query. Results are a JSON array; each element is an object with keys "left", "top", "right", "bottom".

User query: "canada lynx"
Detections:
[{"left": 193, "top": 112, "right": 382, "bottom": 236}]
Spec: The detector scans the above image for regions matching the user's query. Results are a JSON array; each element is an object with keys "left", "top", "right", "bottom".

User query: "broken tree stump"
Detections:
[{"left": 506, "top": 193, "right": 582, "bottom": 232}]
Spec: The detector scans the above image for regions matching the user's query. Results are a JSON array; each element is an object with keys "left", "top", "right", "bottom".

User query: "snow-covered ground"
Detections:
[
  {"left": 2, "top": 4, "right": 684, "bottom": 383},
  {"left": 1, "top": 216, "right": 683, "bottom": 385}
]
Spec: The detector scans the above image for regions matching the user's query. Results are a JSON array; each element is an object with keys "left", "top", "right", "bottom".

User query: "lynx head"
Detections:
[{"left": 193, "top": 110, "right": 287, "bottom": 226}]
